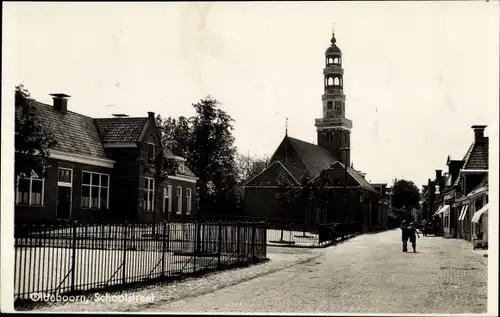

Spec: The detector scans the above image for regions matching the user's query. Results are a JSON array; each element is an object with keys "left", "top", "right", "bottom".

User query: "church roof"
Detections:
[
  {"left": 287, "top": 137, "right": 335, "bottom": 179},
  {"left": 266, "top": 135, "right": 377, "bottom": 193}
]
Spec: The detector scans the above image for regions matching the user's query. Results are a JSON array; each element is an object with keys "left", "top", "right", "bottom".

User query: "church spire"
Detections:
[
  {"left": 315, "top": 24, "right": 353, "bottom": 166},
  {"left": 330, "top": 23, "right": 337, "bottom": 45},
  {"left": 285, "top": 117, "right": 288, "bottom": 136}
]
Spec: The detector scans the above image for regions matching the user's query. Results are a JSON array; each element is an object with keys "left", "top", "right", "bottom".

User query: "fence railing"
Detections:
[
  {"left": 266, "top": 222, "right": 362, "bottom": 247},
  {"left": 14, "top": 221, "right": 267, "bottom": 306}
]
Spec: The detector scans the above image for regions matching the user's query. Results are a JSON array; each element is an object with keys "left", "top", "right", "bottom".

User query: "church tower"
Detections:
[{"left": 315, "top": 25, "right": 353, "bottom": 166}]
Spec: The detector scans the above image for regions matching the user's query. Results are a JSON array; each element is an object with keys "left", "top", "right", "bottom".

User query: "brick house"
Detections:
[
  {"left": 432, "top": 125, "right": 489, "bottom": 242},
  {"left": 15, "top": 93, "right": 198, "bottom": 223}
]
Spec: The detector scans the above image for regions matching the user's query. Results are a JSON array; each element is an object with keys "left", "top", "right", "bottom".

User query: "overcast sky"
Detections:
[{"left": 4, "top": 1, "right": 499, "bottom": 187}]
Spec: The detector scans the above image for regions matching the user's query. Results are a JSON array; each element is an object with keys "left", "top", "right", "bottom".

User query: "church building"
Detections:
[{"left": 244, "top": 27, "right": 386, "bottom": 230}]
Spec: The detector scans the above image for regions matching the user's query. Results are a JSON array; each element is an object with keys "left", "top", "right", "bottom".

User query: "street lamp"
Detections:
[{"left": 339, "top": 147, "right": 350, "bottom": 240}]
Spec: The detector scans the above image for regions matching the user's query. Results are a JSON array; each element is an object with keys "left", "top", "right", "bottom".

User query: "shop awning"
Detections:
[
  {"left": 471, "top": 204, "right": 488, "bottom": 223},
  {"left": 434, "top": 205, "right": 450, "bottom": 216},
  {"left": 459, "top": 205, "right": 469, "bottom": 221}
]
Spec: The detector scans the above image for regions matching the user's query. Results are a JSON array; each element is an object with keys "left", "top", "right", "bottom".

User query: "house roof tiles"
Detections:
[
  {"left": 453, "top": 138, "right": 489, "bottom": 187},
  {"left": 94, "top": 117, "right": 148, "bottom": 143},
  {"left": 32, "top": 102, "right": 108, "bottom": 159}
]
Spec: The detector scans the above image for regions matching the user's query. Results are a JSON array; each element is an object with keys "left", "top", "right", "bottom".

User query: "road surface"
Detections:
[{"left": 143, "top": 229, "right": 488, "bottom": 314}]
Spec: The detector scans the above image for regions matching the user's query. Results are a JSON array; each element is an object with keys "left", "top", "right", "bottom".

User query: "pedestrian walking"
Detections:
[
  {"left": 409, "top": 222, "right": 420, "bottom": 253},
  {"left": 400, "top": 220, "right": 410, "bottom": 252}
]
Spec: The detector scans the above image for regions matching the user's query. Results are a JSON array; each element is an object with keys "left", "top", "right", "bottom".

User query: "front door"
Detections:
[{"left": 57, "top": 186, "right": 71, "bottom": 219}]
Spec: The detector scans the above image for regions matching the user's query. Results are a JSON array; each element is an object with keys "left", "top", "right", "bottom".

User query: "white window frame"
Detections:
[
  {"left": 186, "top": 188, "right": 192, "bottom": 215},
  {"left": 146, "top": 134, "right": 156, "bottom": 165},
  {"left": 178, "top": 161, "right": 186, "bottom": 173},
  {"left": 144, "top": 177, "right": 155, "bottom": 212},
  {"left": 177, "top": 186, "right": 183, "bottom": 214},
  {"left": 16, "top": 171, "right": 45, "bottom": 206},
  {"left": 81, "top": 171, "right": 110, "bottom": 209},
  {"left": 58, "top": 168, "right": 73, "bottom": 187},
  {"left": 163, "top": 184, "right": 172, "bottom": 213},
  {"left": 57, "top": 168, "right": 73, "bottom": 216}
]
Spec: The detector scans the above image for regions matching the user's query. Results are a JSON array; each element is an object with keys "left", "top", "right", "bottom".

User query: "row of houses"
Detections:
[
  {"left": 421, "top": 125, "right": 489, "bottom": 245},
  {"left": 15, "top": 92, "right": 199, "bottom": 224}
]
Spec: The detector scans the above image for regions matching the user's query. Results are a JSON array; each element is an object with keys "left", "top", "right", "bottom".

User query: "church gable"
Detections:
[
  {"left": 313, "top": 162, "right": 359, "bottom": 187},
  {"left": 313, "top": 161, "right": 378, "bottom": 193},
  {"left": 268, "top": 136, "right": 308, "bottom": 180},
  {"left": 245, "top": 161, "right": 298, "bottom": 187}
]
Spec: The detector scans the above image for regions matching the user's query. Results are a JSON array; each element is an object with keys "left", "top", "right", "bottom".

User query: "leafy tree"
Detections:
[
  {"left": 137, "top": 141, "right": 178, "bottom": 233},
  {"left": 235, "top": 152, "right": 268, "bottom": 185},
  {"left": 14, "top": 84, "right": 57, "bottom": 179},
  {"left": 392, "top": 179, "right": 420, "bottom": 210},
  {"left": 156, "top": 97, "right": 238, "bottom": 219}
]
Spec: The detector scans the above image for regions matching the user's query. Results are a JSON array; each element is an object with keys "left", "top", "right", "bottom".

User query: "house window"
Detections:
[
  {"left": 58, "top": 168, "right": 72, "bottom": 184},
  {"left": 16, "top": 171, "right": 44, "bottom": 206},
  {"left": 176, "top": 186, "right": 183, "bottom": 214},
  {"left": 147, "top": 135, "right": 156, "bottom": 165},
  {"left": 144, "top": 177, "right": 155, "bottom": 212},
  {"left": 185, "top": 188, "right": 192, "bottom": 215},
  {"left": 178, "top": 161, "right": 186, "bottom": 174},
  {"left": 81, "top": 171, "right": 110, "bottom": 209},
  {"left": 163, "top": 185, "right": 172, "bottom": 213}
]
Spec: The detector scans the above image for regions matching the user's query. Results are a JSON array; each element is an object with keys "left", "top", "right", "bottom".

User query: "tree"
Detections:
[
  {"left": 274, "top": 171, "right": 300, "bottom": 241},
  {"left": 392, "top": 179, "right": 420, "bottom": 211},
  {"left": 138, "top": 144, "right": 178, "bottom": 233},
  {"left": 15, "top": 84, "right": 57, "bottom": 179},
  {"left": 235, "top": 152, "right": 268, "bottom": 185},
  {"left": 156, "top": 97, "right": 239, "bottom": 219}
]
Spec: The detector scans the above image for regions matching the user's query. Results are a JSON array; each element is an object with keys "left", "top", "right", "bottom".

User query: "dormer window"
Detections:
[
  {"left": 147, "top": 135, "right": 156, "bottom": 165},
  {"left": 178, "top": 161, "right": 185, "bottom": 174}
]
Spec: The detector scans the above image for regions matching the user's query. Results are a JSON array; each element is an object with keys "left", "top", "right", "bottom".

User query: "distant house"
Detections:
[
  {"left": 15, "top": 93, "right": 198, "bottom": 223},
  {"left": 432, "top": 125, "right": 488, "bottom": 242}
]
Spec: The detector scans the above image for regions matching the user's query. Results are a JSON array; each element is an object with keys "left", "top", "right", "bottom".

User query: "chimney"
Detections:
[
  {"left": 148, "top": 112, "right": 155, "bottom": 119},
  {"left": 471, "top": 125, "right": 487, "bottom": 142},
  {"left": 50, "top": 93, "right": 71, "bottom": 114},
  {"left": 435, "top": 169, "right": 442, "bottom": 180}
]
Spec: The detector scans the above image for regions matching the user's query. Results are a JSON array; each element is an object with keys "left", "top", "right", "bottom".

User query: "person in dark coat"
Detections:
[
  {"left": 409, "top": 222, "right": 420, "bottom": 253},
  {"left": 400, "top": 220, "right": 410, "bottom": 252}
]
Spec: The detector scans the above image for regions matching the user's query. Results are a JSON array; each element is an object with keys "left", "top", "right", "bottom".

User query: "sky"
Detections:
[{"left": 3, "top": 1, "right": 499, "bottom": 187}]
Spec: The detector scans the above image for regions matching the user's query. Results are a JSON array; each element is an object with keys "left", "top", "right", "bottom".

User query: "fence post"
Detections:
[
  {"left": 122, "top": 223, "right": 128, "bottom": 284},
  {"left": 217, "top": 221, "right": 222, "bottom": 268},
  {"left": 193, "top": 223, "right": 197, "bottom": 273},
  {"left": 251, "top": 223, "right": 256, "bottom": 260},
  {"left": 70, "top": 221, "right": 77, "bottom": 293},
  {"left": 161, "top": 222, "right": 167, "bottom": 277},
  {"left": 236, "top": 221, "right": 240, "bottom": 263}
]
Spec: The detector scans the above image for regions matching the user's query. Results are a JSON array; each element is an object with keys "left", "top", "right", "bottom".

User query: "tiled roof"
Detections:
[
  {"left": 279, "top": 136, "right": 377, "bottom": 193},
  {"left": 463, "top": 138, "right": 488, "bottom": 170},
  {"left": 94, "top": 117, "right": 148, "bottom": 143},
  {"left": 287, "top": 137, "right": 337, "bottom": 178},
  {"left": 453, "top": 139, "right": 489, "bottom": 186},
  {"left": 31, "top": 102, "right": 108, "bottom": 158},
  {"left": 330, "top": 161, "right": 378, "bottom": 193}
]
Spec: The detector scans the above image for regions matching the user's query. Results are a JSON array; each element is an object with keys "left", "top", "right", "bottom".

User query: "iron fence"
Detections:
[
  {"left": 266, "top": 222, "right": 362, "bottom": 247},
  {"left": 14, "top": 221, "right": 267, "bottom": 307}
]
